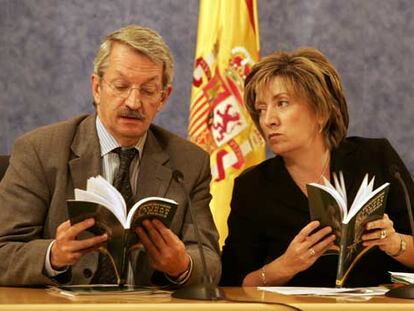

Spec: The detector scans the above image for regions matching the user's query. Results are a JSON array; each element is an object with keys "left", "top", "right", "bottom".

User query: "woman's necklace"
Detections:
[
  {"left": 318, "top": 150, "right": 330, "bottom": 184},
  {"left": 287, "top": 150, "right": 330, "bottom": 194}
]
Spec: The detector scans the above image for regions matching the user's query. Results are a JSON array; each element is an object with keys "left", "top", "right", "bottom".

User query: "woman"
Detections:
[{"left": 220, "top": 48, "right": 414, "bottom": 287}]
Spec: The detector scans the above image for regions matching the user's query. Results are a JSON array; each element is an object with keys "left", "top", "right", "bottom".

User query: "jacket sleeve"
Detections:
[
  {"left": 181, "top": 151, "right": 221, "bottom": 286},
  {"left": 380, "top": 139, "right": 414, "bottom": 235},
  {"left": 0, "top": 135, "right": 57, "bottom": 286},
  {"left": 220, "top": 175, "right": 267, "bottom": 286}
]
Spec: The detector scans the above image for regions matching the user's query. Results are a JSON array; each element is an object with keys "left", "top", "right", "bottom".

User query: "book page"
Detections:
[
  {"left": 344, "top": 182, "right": 389, "bottom": 224},
  {"left": 308, "top": 182, "right": 347, "bottom": 220},
  {"left": 73, "top": 189, "right": 125, "bottom": 227},
  {"left": 347, "top": 174, "right": 371, "bottom": 219},
  {"left": 87, "top": 176, "right": 127, "bottom": 224},
  {"left": 333, "top": 172, "right": 347, "bottom": 207}
]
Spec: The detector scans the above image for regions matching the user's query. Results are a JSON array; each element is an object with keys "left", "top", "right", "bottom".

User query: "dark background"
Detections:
[{"left": 1, "top": 0, "right": 414, "bottom": 171}]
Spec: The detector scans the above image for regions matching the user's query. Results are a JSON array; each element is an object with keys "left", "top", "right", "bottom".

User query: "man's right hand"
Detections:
[{"left": 50, "top": 218, "right": 108, "bottom": 270}]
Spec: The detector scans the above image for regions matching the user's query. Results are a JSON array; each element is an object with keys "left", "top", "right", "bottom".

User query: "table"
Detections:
[{"left": 0, "top": 286, "right": 413, "bottom": 310}]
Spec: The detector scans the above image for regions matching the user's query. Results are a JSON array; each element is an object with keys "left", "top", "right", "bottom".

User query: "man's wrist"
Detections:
[
  {"left": 45, "top": 240, "right": 68, "bottom": 276},
  {"left": 165, "top": 255, "right": 193, "bottom": 285}
]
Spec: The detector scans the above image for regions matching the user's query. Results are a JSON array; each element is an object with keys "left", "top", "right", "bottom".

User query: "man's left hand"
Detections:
[{"left": 136, "top": 219, "right": 190, "bottom": 277}]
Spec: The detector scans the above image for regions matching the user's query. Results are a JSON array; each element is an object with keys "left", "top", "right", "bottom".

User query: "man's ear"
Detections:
[
  {"left": 91, "top": 74, "right": 101, "bottom": 105},
  {"left": 157, "top": 85, "right": 172, "bottom": 112}
]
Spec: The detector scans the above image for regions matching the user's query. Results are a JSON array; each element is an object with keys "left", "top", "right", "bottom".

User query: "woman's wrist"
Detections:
[
  {"left": 386, "top": 233, "right": 407, "bottom": 257},
  {"left": 264, "top": 256, "right": 296, "bottom": 286},
  {"left": 260, "top": 264, "right": 267, "bottom": 286}
]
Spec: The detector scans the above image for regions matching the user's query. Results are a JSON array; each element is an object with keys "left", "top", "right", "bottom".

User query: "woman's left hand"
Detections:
[{"left": 361, "top": 213, "right": 401, "bottom": 255}]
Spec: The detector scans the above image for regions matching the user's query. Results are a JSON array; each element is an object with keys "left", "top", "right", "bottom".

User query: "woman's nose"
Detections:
[{"left": 262, "top": 106, "right": 280, "bottom": 128}]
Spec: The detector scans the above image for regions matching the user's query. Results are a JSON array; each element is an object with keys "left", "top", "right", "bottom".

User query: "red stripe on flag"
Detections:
[
  {"left": 189, "top": 96, "right": 208, "bottom": 119},
  {"left": 189, "top": 104, "right": 209, "bottom": 136},
  {"left": 190, "top": 105, "right": 209, "bottom": 126},
  {"left": 245, "top": 0, "right": 256, "bottom": 34},
  {"left": 189, "top": 117, "right": 208, "bottom": 137},
  {"left": 189, "top": 112, "right": 209, "bottom": 137},
  {"left": 189, "top": 98, "right": 208, "bottom": 123}
]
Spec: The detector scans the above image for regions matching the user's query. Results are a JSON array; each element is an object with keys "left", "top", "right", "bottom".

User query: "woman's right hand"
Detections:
[{"left": 266, "top": 221, "right": 336, "bottom": 284}]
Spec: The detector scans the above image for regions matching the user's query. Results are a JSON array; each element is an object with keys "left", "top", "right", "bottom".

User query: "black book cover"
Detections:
[
  {"left": 307, "top": 173, "right": 389, "bottom": 287},
  {"left": 67, "top": 176, "right": 178, "bottom": 285}
]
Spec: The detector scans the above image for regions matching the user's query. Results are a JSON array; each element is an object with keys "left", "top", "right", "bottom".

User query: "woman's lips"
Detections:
[{"left": 268, "top": 133, "right": 282, "bottom": 142}]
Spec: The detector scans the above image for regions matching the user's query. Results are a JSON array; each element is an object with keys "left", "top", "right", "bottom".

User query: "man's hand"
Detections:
[
  {"left": 136, "top": 219, "right": 190, "bottom": 277},
  {"left": 51, "top": 218, "right": 108, "bottom": 270}
]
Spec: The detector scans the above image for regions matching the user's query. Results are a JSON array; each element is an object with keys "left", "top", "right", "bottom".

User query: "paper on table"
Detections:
[
  {"left": 389, "top": 271, "right": 414, "bottom": 285},
  {"left": 47, "top": 285, "right": 172, "bottom": 301},
  {"left": 257, "top": 286, "right": 388, "bottom": 296}
]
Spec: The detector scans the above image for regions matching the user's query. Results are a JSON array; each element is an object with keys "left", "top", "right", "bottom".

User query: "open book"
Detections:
[
  {"left": 306, "top": 172, "right": 389, "bottom": 287},
  {"left": 67, "top": 175, "right": 178, "bottom": 285}
]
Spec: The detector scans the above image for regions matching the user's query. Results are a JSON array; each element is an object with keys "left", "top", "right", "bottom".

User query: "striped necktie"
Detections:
[
  {"left": 113, "top": 147, "right": 138, "bottom": 210},
  {"left": 91, "top": 147, "right": 137, "bottom": 284}
]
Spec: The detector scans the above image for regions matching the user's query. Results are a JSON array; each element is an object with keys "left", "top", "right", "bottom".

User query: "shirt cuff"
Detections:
[
  {"left": 45, "top": 240, "right": 69, "bottom": 277},
  {"left": 165, "top": 255, "right": 193, "bottom": 285}
]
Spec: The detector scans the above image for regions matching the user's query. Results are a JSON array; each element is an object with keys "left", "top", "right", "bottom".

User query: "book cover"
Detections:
[
  {"left": 67, "top": 176, "right": 178, "bottom": 285},
  {"left": 307, "top": 172, "right": 389, "bottom": 287}
]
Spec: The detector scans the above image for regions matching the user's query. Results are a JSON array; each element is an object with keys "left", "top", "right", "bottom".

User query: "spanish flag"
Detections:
[{"left": 188, "top": 0, "right": 265, "bottom": 247}]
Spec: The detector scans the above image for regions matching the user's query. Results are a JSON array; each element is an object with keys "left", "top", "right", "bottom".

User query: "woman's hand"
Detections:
[
  {"left": 361, "top": 213, "right": 401, "bottom": 255},
  {"left": 261, "top": 221, "right": 336, "bottom": 285}
]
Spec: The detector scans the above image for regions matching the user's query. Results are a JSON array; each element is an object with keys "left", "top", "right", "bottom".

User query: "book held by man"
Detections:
[
  {"left": 67, "top": 175, "right": 178, "bottom": 285},
  {"left": 307, "top": 172, "right": 389, "bottom": 287}
]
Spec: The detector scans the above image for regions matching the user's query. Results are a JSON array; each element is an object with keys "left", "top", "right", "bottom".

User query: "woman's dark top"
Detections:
[{"left": 220, "top": 137, "right": 414, "bottom": 287}]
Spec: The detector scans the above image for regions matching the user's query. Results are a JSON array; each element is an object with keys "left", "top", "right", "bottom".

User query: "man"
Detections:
[{"left": 0, "top": 25, "right": 221, "bottom": 286}]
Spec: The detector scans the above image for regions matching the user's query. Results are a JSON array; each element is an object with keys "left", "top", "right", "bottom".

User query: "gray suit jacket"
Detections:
[{"left": 0, "top": 114, "right": 221, "bottom": 286}]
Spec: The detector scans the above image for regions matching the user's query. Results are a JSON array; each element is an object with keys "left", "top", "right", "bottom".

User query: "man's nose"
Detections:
[{"left": 125, "top": 88, "right": 142, "bottom": 109}]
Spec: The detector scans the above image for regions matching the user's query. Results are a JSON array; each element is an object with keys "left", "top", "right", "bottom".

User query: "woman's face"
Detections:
[{"left": 254, "top": 77, "right": 322, "bottom": 156}]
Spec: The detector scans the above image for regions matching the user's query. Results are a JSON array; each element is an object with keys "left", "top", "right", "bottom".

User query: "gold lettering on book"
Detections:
[
  {"left": 354, "top": 192, "right": 386, "bottom": 244},
  {"left": 137, "top": 203, "right": 172, "bottom": 219}
]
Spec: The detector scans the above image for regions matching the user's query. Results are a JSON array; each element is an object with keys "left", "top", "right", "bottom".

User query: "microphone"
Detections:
[
  {"left": 170, "top": 170, "right": 223, "bottom": 300},
  {"left": 386, "top": 165, "right": 414, "bottom": 299}
]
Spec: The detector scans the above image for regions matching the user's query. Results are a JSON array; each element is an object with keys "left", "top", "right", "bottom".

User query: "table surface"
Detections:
[{"left": 0, "top": 286, "right": 413, "bottom": 311}]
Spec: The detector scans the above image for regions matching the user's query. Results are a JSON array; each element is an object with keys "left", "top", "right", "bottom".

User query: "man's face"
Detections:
[{"left": 91, "top": 42, "right": 171, "bottom": 147}]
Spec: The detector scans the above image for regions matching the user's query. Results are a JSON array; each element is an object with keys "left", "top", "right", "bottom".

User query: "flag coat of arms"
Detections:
[{"left": 188, "top": 0, "right": 265, "bottom": 246}]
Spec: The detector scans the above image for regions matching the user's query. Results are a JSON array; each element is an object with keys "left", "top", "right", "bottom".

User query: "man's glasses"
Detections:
[{"left": 101, "top": 78, "right": 165, "bottom": 104}]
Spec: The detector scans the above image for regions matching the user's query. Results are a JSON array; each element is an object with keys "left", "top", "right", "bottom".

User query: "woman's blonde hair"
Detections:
[
  {"left": 244, "top": 47, "right": 349, "bottom": 149},
  {"left": 93, "top": 25, "right": 174, "bottom": 89}
]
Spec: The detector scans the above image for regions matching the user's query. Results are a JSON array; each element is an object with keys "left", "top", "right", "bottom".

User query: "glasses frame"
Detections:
[{"left": 100, "top": 77, "right": 166, "bottom": 104}]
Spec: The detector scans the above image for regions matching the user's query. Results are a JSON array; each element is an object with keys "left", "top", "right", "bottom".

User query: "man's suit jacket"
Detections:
[{"left": 0, "top": 114, "right": 221, "bottom": 286}]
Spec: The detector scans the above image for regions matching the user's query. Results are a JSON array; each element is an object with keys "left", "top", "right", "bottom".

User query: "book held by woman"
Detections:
[{"left": 307, "top": 172, "right": 389, "bottom": 287}]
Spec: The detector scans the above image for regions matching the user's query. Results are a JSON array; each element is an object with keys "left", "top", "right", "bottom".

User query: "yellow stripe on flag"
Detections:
[{"left": 188, "top": 0, "right": 265, "bottom": 247}]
